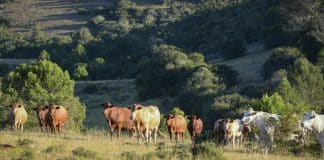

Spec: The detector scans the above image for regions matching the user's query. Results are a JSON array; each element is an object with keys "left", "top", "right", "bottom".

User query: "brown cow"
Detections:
[
  {"left": 46, "top": 104, "right": 68, "bottom": 134},
  {"left": 165, "top": 114, "right": 187, "bottom": 142},
  {"left": 188, "top": 115, "right": 203, "bottom": 145},
  {"left": 33, "top": 105, "right": 49, "bottom": 132},
  {"left": 102, "top": 101, "right": 135, "bottom": 139},
  {"left": 8, "top": 102, "right": 28, "bottom": 132}
]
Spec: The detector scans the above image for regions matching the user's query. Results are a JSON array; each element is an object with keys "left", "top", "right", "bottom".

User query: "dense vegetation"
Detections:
[{"left": 0, "top": 0, "right": 323, "bottom": 156}]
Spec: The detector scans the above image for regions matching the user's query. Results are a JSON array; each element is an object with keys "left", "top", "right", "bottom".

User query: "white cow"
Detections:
[
  {"left": 301, "top": 111, "right": 324, "bottom": 156},
  {"left": 241, "top": 108, "right": 280, "bottom": 152}
]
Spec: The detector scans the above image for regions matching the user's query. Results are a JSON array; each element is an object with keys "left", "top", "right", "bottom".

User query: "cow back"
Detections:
[{"left": 135, "top": 106, "right": 160, "bottom": 129}]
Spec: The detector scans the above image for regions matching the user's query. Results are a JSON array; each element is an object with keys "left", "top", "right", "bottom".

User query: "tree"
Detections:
[
  {"left": 72, "top": 43, "right": 87, "bottom": 61},
  {"left": 0, "top": 60, "right": 86, "bottom": 131},
  {"left": 263, "top": 47, "right": 303, "bottom": 79},
  {"left": 73, "top": 27, "right": 94, "bottom": 45},
  {"left": 73, "top": 63, "right": 88, "bottom": 80},
  {"left": 39, "top": 50, "right": 50, "bottom": 60}
]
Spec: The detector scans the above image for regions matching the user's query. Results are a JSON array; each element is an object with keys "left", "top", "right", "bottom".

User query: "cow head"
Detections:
[
  {"left": 102, "top": 102, "right": 114, "bottom": 117},
  {"left": 223, "top": 118, "right": 234, "bottom": 132},
  {"left": 48, "top": 104, "right": 60, "bottom": 116},
  {"left": 241, "top": 108, "right": 257, "bottom": 124},
  {"left": 301, "top": 111, "right": 317, "bottom": 131},
  {"left": 33, "top": 105, "right": 49, "bottom": 119},
  {"left": 101, "top": 101, "right": 114, "bottom": 108},
  {"left": 130, "top": 104, "right": 142, "bottom": 120},
  {"left": 11, "top": 103, "right": 24, "bottom": 109},
  {"left": 164, "top": 114, "right": 175, "bottom": 126}
]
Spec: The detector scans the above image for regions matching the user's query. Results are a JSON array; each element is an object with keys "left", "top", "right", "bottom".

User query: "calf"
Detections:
[
  {"left": 165, "top": 114, "right": 187, "bottom": 142},
  {"left": 102, "top": 101, "right": 135, "bottom": 139},
  {"left": 188, "top": 115, "right": 203, "bottom": 145}
]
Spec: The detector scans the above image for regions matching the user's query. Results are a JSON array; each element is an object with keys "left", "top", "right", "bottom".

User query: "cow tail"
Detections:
[{"left": 157, "top": 129, "right": 168, "bottom": 139}]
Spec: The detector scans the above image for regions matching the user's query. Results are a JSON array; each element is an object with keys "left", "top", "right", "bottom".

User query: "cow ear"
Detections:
[
  {"left": 171, "top": 115, "right": 175, "bottom": 118},
  {"left": 55, "top": 106, "right": 60, "bottom": 109},
  {"left": 195, "top": 116, "right": 200, "bottom": 120},
  {"left": 127, "top": 107, "right": 131, "bottom": 110},
  {"left": 230, "top": 119, "right": 234, "bottom": 122},
  {"left": 33, "top": 107, "right": 38, "bottom": 110},
  {"left": 137, "top": 106, "right": 142, "bottom": 110}
]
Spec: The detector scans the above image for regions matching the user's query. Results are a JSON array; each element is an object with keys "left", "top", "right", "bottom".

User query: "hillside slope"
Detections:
[
  {"left": 0, "top": 0, "right": 109, "bottom": 36},
  {"left": 210, "top": 44, "right": 273, "bottom": 86}
]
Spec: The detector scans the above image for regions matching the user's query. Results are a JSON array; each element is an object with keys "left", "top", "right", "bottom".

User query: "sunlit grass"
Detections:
[{"left": 0, "top": 130, "right": 317, "bottom": 160}]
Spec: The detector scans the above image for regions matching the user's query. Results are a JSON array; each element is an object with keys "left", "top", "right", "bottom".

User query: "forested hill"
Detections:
[{"left": 0, "top": 0, "right": 323, "bottom": 130}]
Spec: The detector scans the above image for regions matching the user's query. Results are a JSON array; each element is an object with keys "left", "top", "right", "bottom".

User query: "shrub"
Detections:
[
  {"left": 91, "top": 15, "right": 105, "bottom": 26},
  {"left": 43, "top": 144, "right": 65, "bottom": 153},
  {"left": 72, "top": 147, "right": 97, "bottom": 158},
  {"left": 192, "top": 141, "right": 226, "bottom": 160},
  {"left": 16, "top": 139, "right": 33, "bottom": 147},
  {"left": 15, "top": 147, "right": 36, "bottom": 160},
  {"left": 169, "top": 107, "right": 185, "bottom": 116}
]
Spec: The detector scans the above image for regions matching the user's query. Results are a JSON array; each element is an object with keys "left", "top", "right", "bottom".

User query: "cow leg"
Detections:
[
  {"left": 181, "top": 132, "right": 184, "bottom": 143},
  {"left": 110, "top": 126, "right": 115, "bottom": 140},
  {"left": 145, "top": 128, "right": 149, "bottom": 142},
  {"left": 117, "top": 126, "right": 121, "bottom": 140},
  {"left": 154, "top": 128, "right": 158, "bottom": 143}
]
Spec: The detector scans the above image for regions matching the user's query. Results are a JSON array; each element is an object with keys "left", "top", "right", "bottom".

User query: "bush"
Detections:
[
  {"left": 82, "top": 84, "right": 99, "bottom": 94},
  {"left": 15, "top": 147, "right": 36, "bottom": 160},
  {"left": 72, "top": 147, "right": 97, "bottom": 158},
  {"left": 16, "top": 139, "right": 33, "bottom": 147},
  {"left": 192, "top": 141, "right": 226, "bottom": 160},
  {"left": 43, "top": 144, "right": 65, "bottom": 153},
  {"left": 169, "top": 107, "right": 185, "bottom": 116},
  {"left": 263, "top": 47, "right": 303, "bottom": 79},
  {"left": 90, "top": 15, "right": 105, "bottom": 26}
]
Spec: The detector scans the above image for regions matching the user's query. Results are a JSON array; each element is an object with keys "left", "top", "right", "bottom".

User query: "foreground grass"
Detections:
[{"left": 0, "top": 131, "right": 317, "bottom": 160}]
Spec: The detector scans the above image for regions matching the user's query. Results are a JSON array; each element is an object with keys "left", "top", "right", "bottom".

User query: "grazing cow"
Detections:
[
  {"left": 188, "top": 115, "right": 203, "bottom": 145},
  {"left": 301, "top": 111, "right": 324, "bottom": 156},
  {"left": 33, "top": 105, "right": 49, "bottom": 132},
  {"left": 131, "top": 104, "right": 160, "bottom": 143},
  {"left": 8, "top": 103, "right": 28, "bottom": 132},
  {"left": 46, "top": 104, "right": 68, "bottom": 134},
  {"left": 102, "top": 102, "right": 135, "bottom": 139},
  {"left": 214, "top": 119, "right": 225, "bottom": 144},
  {"left": 165, "top": 114, "right": 187, "bottom": 142},
  {"left": 241, "top": 108, "right": 280, "bottom": 152}
]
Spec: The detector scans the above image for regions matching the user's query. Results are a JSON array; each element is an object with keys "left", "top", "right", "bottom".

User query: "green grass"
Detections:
[{"left": 0, "top": 131, "right": 317, "bottom": 160}]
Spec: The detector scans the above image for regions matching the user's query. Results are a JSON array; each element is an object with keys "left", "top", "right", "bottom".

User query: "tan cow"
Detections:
[
  {"left": 33, "top": 105, "right": 49, "bottom": 132},
  {"left": 131, "top": 104, "right": 160, "bottom": 143},
  {"left": 188, "top": 115, "right": 203, "bottom": 145},
  {"left": 102, "top": 101, "right": 135, "bottom": 139},
  {"left": 224, "top": 119, "right": 242, "bottom": 146},
  {"left": 165, "top": 114, "right": 187, "bottom": 142},
  {"left": 8, "top": 102, "right": 28, "bottom": 132},
  {"left": 46, "top": 104, "right": 68, "bottom": 134}
]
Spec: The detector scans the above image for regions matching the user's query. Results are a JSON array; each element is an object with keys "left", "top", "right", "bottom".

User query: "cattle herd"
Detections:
[{"left": 7, "top": 101, "right": 324, "bottom": 154}]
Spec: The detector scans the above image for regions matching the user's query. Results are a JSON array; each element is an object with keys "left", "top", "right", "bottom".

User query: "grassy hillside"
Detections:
[
  {"left": 0, "top": 0, "right": 109, "bottom": 36},
  {"left": 0, "top": 131, "right": 316, "bottom": 160},
  {"left": 209, "top": 44, "right": 272, "bottom": 86}
]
